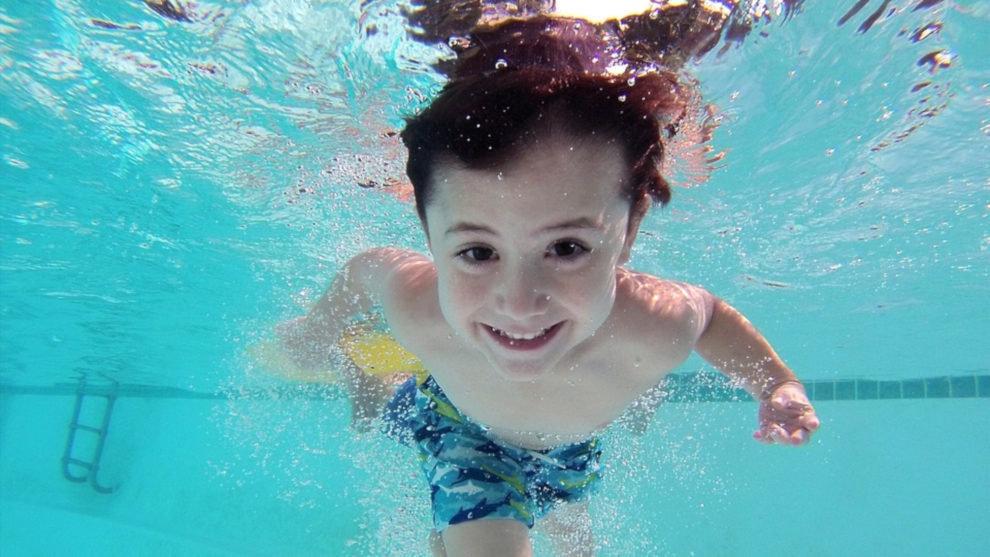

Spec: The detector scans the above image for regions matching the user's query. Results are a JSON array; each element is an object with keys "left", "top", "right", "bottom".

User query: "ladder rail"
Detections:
[
  {"left": 87, "top": 393, "right": 116, "bottom": 494},
  {"left": 61, "top": 389, "right": 90, "bottom": 483},
  {"left": 61, "top": 378, "right": 119, "bottom": 493}
]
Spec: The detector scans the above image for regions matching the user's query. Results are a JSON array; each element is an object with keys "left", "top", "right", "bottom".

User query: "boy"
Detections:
[{"left": 278, "top": 17, "right": 820, "bottom": 557}]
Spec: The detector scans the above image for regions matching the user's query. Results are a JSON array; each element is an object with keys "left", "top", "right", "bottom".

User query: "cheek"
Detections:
[
  {"left": 437, "top": 271, "right": 487, "bottom": 321},
  {"left": 568, "top": 262, "right": 618, "bottom": 311},
  {"left": 586, "top": 272, "right": 617, "bottom": 308}
]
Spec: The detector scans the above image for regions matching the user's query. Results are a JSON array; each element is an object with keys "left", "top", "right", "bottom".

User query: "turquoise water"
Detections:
[{"left": 1, "top": 1, "right": 987, "bottom": 555}]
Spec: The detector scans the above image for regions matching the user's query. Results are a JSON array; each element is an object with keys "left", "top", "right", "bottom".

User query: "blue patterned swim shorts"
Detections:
[{"left": 382, "top": 376, "right": 603, "bottom": 531}]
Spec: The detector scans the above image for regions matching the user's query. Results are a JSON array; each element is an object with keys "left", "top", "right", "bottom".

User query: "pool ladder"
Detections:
[{"left": 61, "top": 380, "right": 118, "bottom": 494}]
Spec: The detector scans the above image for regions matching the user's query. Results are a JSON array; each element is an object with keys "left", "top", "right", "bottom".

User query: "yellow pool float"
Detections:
[
  {"left": 338, "top": 320, "right": 427, "bottom": 379},
  {"left": 250, "top": 318, "right": 427, "bottom": 383}
]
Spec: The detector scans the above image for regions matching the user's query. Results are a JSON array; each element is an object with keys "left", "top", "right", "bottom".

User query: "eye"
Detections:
[
  {"left": 547, "top": 240, "right": 590, "bottom": 258},
  {"left": 457, "top": 246, "right": 497, "bottom": 262}
]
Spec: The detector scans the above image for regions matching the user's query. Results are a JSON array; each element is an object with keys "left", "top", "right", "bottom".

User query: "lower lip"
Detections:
[{"left": 484, "top": 322, "right": 563, "bottom": 351}]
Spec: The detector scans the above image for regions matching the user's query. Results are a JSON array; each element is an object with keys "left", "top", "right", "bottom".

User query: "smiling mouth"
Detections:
[{"left": 484, "top": 322, "right": 563, "bottom": 350}]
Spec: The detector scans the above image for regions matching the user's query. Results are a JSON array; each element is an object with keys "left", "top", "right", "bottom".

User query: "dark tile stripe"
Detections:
[
  {"left": 656, "top": 373, "right": 990, "bottom": 402},
  {"left": 1, "top": 374, "right": 989, "bottom": 402}
]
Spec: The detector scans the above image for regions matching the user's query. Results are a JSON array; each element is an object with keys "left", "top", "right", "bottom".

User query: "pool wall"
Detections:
[
  {"left": 2, "top": 384, "right": 986, "bottom": 556},
  {"left": 0, "top": 392, "right": 368, "bottom": 556}
]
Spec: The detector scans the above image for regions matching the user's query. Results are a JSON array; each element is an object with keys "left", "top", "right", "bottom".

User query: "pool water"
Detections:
[{"left": 1, "top": 1, "right": 987, "bottom": 555}]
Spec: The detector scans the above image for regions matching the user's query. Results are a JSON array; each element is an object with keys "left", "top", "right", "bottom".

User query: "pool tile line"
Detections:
[
  {"left": 0, "top": 373, "right": 987, "bottom": 402},
  {"left": 660, "top": 373, "right": 990, "bottom": 402}
]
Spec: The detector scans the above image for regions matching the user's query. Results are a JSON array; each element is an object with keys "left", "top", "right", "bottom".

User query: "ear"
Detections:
[{"left": 618, "top": 215, "right": 642, "bottom": 266}]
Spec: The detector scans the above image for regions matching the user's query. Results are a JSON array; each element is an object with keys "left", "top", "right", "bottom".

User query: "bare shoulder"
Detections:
[
  {"left": 373, "top": 250, "right": 447, "bottom": 349},
  {"left": 369, "top": 248, "right": 433, "bottom": 289},
  {"left": 613, "top": 268, "right": 715, "bottom": 342},
  {"left": 370, "top": 249, "right": 433, "bottom": 310}
]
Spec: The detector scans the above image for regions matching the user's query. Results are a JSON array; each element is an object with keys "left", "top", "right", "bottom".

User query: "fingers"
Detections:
[
  {"left": 802, "top": 410, "right": 822, "bottom": 431},
  {"left": 755, "top": 386, "right": 820, "bottom": 446},
  {"left": 754, "top": 421, "right": 817, "bottom": 446},
  {"left": 767, "top": 394, "right": 813, "bottom": 417}
]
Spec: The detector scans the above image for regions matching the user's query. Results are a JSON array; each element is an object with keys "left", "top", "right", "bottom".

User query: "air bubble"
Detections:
[{"left": 494, "top": 59, "right": 508, "bottom": 70}]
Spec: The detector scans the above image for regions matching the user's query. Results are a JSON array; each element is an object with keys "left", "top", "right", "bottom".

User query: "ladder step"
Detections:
[
  {"left": 62, "top": 383, "right": 119, "bottom": 494},
  {"left": 65, "top": 458, "right": 93, "bottom": 470}
]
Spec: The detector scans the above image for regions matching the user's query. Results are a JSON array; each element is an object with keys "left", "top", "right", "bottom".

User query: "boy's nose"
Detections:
[{"left": 494, "top": 265, "right": 550, "bottom": 320}]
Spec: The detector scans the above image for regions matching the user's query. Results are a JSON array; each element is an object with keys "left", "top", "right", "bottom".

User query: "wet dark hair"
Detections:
[{"left": 401, "top": 17, "right": 692, "bottom": 224}]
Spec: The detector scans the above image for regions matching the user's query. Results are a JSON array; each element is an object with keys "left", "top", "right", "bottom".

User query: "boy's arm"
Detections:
[
  {"left": 693, "top": 295, "right": 821, "bottom": 445},
  {"left": 277, "top": 248, "right": 416, "bottom": 370}
]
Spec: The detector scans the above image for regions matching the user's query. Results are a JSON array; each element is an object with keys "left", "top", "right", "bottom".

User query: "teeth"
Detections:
[{"left": 495, "top": 327, "right": 548, "bottom": 340}]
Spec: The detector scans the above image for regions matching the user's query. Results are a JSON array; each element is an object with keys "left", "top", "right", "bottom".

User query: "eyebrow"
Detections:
[{"left": 445, "top": 217, "right": 603, "bottom": 237}]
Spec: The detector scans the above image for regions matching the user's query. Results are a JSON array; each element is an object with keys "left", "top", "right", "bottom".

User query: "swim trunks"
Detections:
[{"left": 382, "top": 376, "right": 603, "bottom": 531}]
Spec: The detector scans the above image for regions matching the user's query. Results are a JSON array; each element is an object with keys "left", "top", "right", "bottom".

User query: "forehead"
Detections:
[{"left": 425, "top": 133, "right": 630, "bottom": 231}]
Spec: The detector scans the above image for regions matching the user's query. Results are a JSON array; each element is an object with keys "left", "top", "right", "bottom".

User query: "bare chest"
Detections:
[{"left": 422, "top": 340, "right": 676, "bottom": 449}]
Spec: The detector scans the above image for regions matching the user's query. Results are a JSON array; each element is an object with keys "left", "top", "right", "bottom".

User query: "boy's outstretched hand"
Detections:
[{"left": 754, "top": 382, "right": 820, "bottom": 445}]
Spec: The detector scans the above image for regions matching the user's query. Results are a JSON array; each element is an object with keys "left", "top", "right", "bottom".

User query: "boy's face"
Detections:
[{"left": 424, "top": 131, "right": 638, "bottom": 382}]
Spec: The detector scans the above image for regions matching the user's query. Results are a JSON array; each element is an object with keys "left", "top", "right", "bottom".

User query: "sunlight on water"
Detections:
[
  {"left": 1, "top": 1, "right": 988, "bottom": 554},
  {"left": 2, "top": 0, "right": 982, "bottom": 389}
]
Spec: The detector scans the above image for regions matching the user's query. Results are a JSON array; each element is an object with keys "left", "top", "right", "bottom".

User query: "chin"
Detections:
[
  {"left": 491, "top": 361, "right": 555, "bottom": 382},
  {"left": 482, "top": 349, "right": 570, "bottom": 383}
]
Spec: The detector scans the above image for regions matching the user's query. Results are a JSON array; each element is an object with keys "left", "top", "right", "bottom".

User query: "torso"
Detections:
[{"left": 382, "top": 255, "right": 708, "bottom": 450}]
